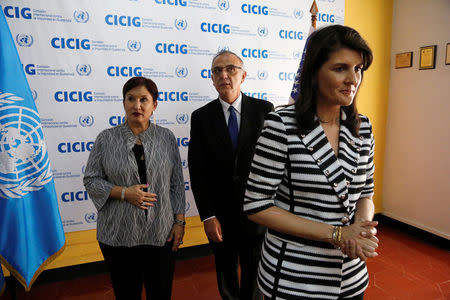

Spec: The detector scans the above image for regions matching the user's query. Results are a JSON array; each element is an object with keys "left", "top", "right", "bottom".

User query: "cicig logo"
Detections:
[
  {"left": 177, "top": 137, "right": 189, "bottom": 147},
  {"left": 3, "top": 6, "right": 32, "bottom": 19},
  {"left": 76, "top": 64, "right": 92, "bottom": 76},
  {"left": 73, "top": 10, "right": 89, "bottom": 23},
  {"left": 85, "top": 212, "right": 97, "bottom": 223},
  {"left": 78, "top": 115, "right": 94, "bottom": 127},
  {"left": 217, "top": 0, "right": 230, "bottom": 11},
  {"left": 176, "top": 113, "right": 189, "bottom": 124},
  {"left": 257, "top": 26, "right": 268, "bottom": 37},
  {"left": 174, "top": 19, "right": 188, "bottom": 30},
  {"left": 155, "top": 0, "right": 187, "bottom": 7},
  {"left": 127, "top": 40, "right": 141, "bottom": 52},
  {"left": 257, "top": 70, "right": 268, "bottom": 80},
  {"left": 175, "top": 66, "right": 188, "bottom": 78},
  {"left": 16, "top": 34, "right": 33, "bottom": 47},
  {"left": 181, "top": 159, "right": 188, "bottom": 169},
  {"left": 293, "top": 9, "right": 303, "bottom": 19}
]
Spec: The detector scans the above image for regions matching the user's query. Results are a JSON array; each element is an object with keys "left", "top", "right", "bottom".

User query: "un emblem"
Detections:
[
  {"left": 0, "top": 93, "right": 52, "bottom": 199},
  {"left": 76, "top": 64, "right": 92, "bottom": 76},
  {"left": 175, "top": 66, "right": 188, "bottom": 78},
  {"left": 217, "top": 0, "right": 230, "bottom": 11},
  {"left": 78, "top": 115, "right": 94, "bottom": 127},
  {"left": 85, "top": 212, "right": 97, "bottom": 223},
  {"left": 293, "top": 9, "right": 304, "bottom": 19},
  {"left": 176, "top": 113, "right": 189, "bottom": 124},
  {"left": 257, "top": 70, "right": 268, "bottom": 80},
  {"left": 218, "top": 46, "right": 229, "bottom": 52},
  {"left": 127, "top": 40, "right": 141, "bottom": 52},
  {"left": 174, "top": 19, "right": 188, "bottom": 30},
  {"left": 73, "top": 10, "right": 89, "bottom": 23},
  {"left": 32, "top": 90, "right": 38, "bottom": 101},
  {"left": 293, "top": 51, "right": 302, "bottom": 60},
  {"left": 257, "top": 26, "right": 268, "bottom": 37},
  {"left": 16, "top": 34, "right": 33, "bottom": 47}
]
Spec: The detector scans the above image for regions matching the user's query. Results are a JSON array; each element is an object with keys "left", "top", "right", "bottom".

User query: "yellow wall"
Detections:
[
  {"left": 2, "top": 1, "right": 394, "bottom": 277},
  {"left": 345, "top": 0, "right": 393, "bottom": 213}
]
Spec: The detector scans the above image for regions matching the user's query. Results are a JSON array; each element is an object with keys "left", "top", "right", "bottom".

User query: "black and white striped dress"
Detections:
[{"left": 244, "top": 105, "right": 375, "bottom": 299}]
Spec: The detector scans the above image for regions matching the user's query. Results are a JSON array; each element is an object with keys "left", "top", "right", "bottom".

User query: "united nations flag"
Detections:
[{"left": 0, "top": 7, "right": 65, "bottom": 292}]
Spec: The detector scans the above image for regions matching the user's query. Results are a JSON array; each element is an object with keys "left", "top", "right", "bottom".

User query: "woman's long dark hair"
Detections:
[{"left": 294, "top": 25, "right": 373, "bottom": 136}]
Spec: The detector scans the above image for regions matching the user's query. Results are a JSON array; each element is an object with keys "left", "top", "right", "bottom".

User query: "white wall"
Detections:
[{"left": 383, "top": 0, "right": 450, "bottom": 239}]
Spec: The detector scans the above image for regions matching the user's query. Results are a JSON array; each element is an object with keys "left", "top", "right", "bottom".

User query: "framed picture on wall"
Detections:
[
  {"left": 419, "top": 45, "right": 437, "bottom": 70},
  {"left": 395, "top": 51, "right": 413, "bottom": 68},
  {"left": 446, "top": 43, "right": 450, "bottom": 65}
]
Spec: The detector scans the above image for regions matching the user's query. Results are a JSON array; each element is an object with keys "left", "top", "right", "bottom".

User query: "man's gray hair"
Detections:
[{"left": 211, "top": 50, "right": 245, "bottom": 70}]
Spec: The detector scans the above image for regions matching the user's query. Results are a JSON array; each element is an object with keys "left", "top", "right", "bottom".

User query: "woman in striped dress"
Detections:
[{"left": 243, "top": 25, "right": 379, "bottom": 300}]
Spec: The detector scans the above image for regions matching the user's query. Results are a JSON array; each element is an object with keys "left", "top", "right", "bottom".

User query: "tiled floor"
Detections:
[{"left": 2, "top": 221, "right": 449, "bottom": 300}]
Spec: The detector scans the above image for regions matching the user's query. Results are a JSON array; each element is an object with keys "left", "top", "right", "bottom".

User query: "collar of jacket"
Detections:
[{"left": 118, "top": 121, "right": 157, "bottom": 149}]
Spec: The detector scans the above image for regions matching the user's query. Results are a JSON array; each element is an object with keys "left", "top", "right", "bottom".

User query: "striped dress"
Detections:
[{"left": 244, "top": 105, "right": 375, "bottom": 299}]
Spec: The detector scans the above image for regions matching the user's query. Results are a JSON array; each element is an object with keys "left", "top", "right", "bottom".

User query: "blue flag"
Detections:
[
  {"left": 0, "top": 7, "right": 65, "bottom": 291},
  {"left": 289, "top": 1, "right": 318, "bottom": 104}
]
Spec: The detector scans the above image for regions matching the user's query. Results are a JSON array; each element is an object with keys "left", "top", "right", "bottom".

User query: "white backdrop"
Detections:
[{"left": 2, "top": 0, "right": 344, "bottom": 232}]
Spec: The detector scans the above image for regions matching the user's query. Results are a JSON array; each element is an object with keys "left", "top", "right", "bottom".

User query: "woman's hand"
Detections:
[
  {"left": 341, "top": 235, "right": 379, "bottom": 260},
  {"left": 124, "top": 184, "right": 157, "bottom": 210},
  {"left": 167, "top": 223, "right": 185, "bottom": 252},
  {"left": 340, "top": 221, "right": 379, "bottom": 260}
]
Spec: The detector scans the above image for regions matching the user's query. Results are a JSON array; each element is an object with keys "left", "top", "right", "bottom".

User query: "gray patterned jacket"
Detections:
[{"left": 83, "top": 122, "right": 185, "bottom": 247}]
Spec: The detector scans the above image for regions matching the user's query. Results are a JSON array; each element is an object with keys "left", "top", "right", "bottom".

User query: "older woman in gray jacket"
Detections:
[{"left": 83, "top": 76, "right": 185, "bottom": 300}]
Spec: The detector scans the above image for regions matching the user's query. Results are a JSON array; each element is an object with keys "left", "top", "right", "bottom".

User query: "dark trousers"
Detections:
[
  {"left": 99, "top": 241, "right": 175, "bottom": 300},
  {"left": 209, "top": 234, "right": 263, "bottom": 300}
]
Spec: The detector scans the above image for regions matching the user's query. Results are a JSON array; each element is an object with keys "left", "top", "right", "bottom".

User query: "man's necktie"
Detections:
[{"left": 228, "top": 106, "right": 238, "bottom": 150}]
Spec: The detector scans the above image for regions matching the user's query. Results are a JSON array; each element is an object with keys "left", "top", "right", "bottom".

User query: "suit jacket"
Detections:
[
  {"left": 243, "top": 105, "right": 375, "bottom": 298},
  {"left": 188, "top": 93, "right": 273, "bottom": 238}
]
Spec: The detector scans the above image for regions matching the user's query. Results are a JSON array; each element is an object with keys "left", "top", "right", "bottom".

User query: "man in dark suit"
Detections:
[{"left": 188, "top": 50, "right": 274, "bottom": 300}]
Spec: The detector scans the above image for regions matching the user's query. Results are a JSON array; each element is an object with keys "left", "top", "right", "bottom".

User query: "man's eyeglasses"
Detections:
[{"left": 211, "top": 65, "right": 243, "bottom": 75}]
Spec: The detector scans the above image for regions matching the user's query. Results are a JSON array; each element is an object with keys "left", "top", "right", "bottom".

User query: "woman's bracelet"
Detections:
[
  {"left": 121, "top": 187, "right": 126, "bottom": 201},
  {"left": 332, "top": 226, "right": 342, "bottom": 246},
  {"left": 173, "top": 219, "right": 186, "bottom": 226}
]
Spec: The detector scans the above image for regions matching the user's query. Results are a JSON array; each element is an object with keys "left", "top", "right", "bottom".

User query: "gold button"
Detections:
[
  {"left": 352, "top": 169, "right": 356, "bottom": 174},
  {"left": 339, "top": 194, "right": 346, "bottom": 200},
  {"left": 317, "top": 159, "right": 322, "bottom": 164},
  {"left": 301, "top": 134, "right": 305, "bottom": 138},
  {"left": 325, "top": 170, "right": 330, "bottom": 176},
  {"left": 308, "top": 146, "right": 313, "bottom": 151},
  {"left": 356, "top": 147, "right": 361, "bottom": 152},
  {"left": 341, "top": 216, "right": 349, "bottom": 224},
  {"left": 359, "top": 136, "right": 364, "bottom": 140},
  {"left": 333, "top": 182, "right": 338, "bottom": 187},
  {"left": 346, "top": 181, "right": 350, "bottom": 186}
]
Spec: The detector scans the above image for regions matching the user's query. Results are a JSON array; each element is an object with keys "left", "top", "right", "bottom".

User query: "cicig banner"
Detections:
[{"left": 1, "top": 0, "right": 344, "bottom": 232}]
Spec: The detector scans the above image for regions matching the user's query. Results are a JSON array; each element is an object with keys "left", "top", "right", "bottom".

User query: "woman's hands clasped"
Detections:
[
  {"left": 124, "top": 184, "right": 157, "bottom": 210},
  {"left": 340, "top": 220, "right": 379, "bottom": 261}
]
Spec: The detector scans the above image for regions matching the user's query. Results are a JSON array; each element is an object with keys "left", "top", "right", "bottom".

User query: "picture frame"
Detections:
[
  {"left": 395, "top": 51, "right": 413, "bottom": 69},
  {"left": 446, "top": 43, "right": 450, "bottom": 65},
  {"left": 419, "top": 45, "right": 436, "bottom": 70}
]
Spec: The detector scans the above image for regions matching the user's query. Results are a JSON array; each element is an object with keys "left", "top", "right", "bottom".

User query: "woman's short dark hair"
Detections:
[
  {"left": 294, "top": 25, "right": 373, "bottom": 136},
  {"left": 122, "top": 77, "right": 158, "bottom": 102}
]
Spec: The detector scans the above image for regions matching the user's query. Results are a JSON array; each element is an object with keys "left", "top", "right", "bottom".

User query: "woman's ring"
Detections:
[{"left": 178, "top": 241, "right": 183, "bottom": 245}]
